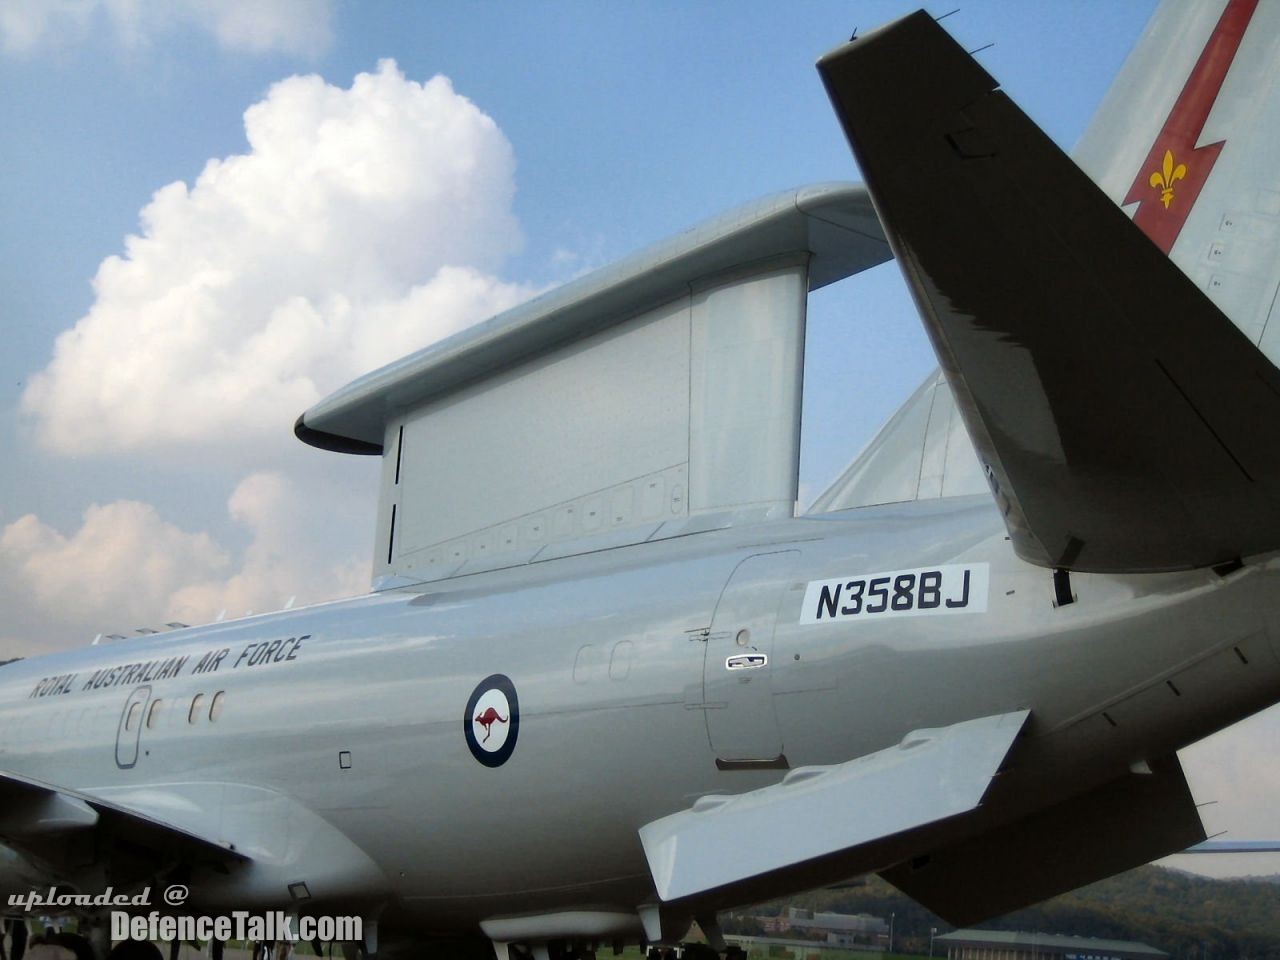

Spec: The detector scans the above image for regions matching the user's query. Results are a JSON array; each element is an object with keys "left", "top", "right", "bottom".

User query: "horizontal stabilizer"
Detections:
[
  {"left": 819, "top": 11, "right": 1280, "bottom": 572},
  {"left": 639, "top": 711, "right": 1027, "bottom": 903},
  {"left": 882, "top": 754, "right": 1205, "bottom": 925}
]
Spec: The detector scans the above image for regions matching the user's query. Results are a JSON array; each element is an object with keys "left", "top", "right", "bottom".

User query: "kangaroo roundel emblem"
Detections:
[{"left": 464, "top": 674, "right": 519, "bottom": 767}]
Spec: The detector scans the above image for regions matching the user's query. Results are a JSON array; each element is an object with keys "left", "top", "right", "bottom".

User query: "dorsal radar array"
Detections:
[{"left": 295, "top": 184, "right": 890, "bottom": 585}]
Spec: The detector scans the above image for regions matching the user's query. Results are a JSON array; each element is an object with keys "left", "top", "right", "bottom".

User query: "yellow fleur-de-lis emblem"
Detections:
[{"left": 1148, "top": 149, "right": 1188, "bottom": 209}]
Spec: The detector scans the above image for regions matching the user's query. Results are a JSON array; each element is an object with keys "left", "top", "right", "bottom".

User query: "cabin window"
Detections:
[
  {"left": 146, "top": 699, "right": 163, "bottom": 730},
  {"left": 209, "top": 691, "right": 226, "bottom": 722},
  {"left": 125, "top": 701, "right": 142, "bottom": 732},
  {"left": 188, "top": 694, "right": 204, "bottom": 724}
]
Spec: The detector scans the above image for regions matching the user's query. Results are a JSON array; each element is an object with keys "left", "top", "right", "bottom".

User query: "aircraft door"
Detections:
[
  {"left": 703, "top": 551, "right": 798, "bottom": 763},
  {"left": 115, "top": 685, "right": 151, "bottom": 769}
]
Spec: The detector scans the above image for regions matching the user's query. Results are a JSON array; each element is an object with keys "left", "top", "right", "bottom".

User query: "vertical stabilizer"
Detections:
[{"left": 1075, "top": 0, "right": 1280, "bottom": 355}]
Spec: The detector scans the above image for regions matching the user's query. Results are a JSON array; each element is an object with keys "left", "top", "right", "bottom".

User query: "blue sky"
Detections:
[
  {"left": 10, "top": 0, "right": 1279, "bottom": 878},
  {"left": 0, "top": 0, "right": 1156, "bottom": 542}
]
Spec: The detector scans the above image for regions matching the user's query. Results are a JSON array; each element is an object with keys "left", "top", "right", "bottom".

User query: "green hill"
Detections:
[{"left": 723, "top": 867, "right": 1280, "bottom": 960}]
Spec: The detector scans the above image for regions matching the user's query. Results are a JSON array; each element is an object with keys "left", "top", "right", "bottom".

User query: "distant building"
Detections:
[
  {"left": 937, "top": 930, "right": 1168, "bottom": 960},
  {"left": 785, "top": 908, "right": 889, "bottom": 949}
]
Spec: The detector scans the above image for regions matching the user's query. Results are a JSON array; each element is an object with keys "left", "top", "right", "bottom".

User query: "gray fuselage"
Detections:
[{"left": 2, "top": 494, "right": 1278, "bottom": 937}]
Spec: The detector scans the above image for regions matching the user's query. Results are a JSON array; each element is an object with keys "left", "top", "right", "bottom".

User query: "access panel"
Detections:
[{"left": 703, "top": 551, "right": 798, "bottom": 763}]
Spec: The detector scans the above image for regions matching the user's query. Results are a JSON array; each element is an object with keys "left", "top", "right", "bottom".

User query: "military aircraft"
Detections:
[{"left": 5, "top": 1, "right": 1280, "bottom": 959}]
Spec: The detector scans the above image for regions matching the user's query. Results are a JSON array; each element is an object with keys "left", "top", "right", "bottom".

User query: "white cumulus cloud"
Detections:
[
  {"left": 181, "top": 0, "right": 332, "bottom": 57},
  {"left": 0, "top": 472, "right": 367, "bottom": 658},
  {"left": 0, "top": 500, "right": 229, "bottom": 630},
  {"left": 23, "top": 59, "right": 532, "bottom": 457},
  {"left": 0, "top": 0, "right": 332, "bottom": 57},
  {"left": 165, "top": 471, "right": 368, "bottom": 624}
]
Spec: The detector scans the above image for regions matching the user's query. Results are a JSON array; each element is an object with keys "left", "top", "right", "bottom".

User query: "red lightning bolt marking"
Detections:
[{"left": 1123, "top": 0, "right": 1258, "bottom": 254}]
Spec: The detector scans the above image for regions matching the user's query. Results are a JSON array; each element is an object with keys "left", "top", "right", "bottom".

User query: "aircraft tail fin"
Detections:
[
  {"left": 818, "top": 9, "right": 1280, "bottom": 573},
  {"left": 1074, "top": 0, "right": 1280, "bottom": 357}
]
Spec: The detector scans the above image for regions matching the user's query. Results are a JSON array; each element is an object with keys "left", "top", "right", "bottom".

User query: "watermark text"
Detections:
[
  {"left": 111, "top": 912, "right": 362, "bottom": 943},
  {"left": 7, "top": 888, "right": 152, "bottom": 912}
]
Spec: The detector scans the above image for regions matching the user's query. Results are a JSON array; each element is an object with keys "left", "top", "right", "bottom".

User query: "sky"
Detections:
[{"left": 2, "top": 0, "right": 1278, "bottom": 880}]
